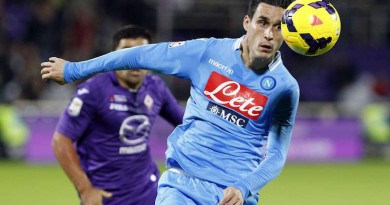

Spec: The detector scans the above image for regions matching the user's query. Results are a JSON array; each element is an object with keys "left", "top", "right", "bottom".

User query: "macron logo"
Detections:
[{"left": 208, "top": 59, "right": 233, "bottom": 75}]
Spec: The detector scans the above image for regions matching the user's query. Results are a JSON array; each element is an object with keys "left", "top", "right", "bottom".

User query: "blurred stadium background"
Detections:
[{"left": 0, "top": 0, "right": 389, "bottom": 204}]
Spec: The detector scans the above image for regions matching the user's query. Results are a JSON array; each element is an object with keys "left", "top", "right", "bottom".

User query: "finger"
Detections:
[
  {"left": 101, "top": 190, "right": 113, "bottom": 198},
  {"left": 224, "top": 195, "right": 239, "bottom": 205},
  {"left": 41, "top": 67, "right": 49, "bottom": 75},
  {"left": 41, "top": 62, "right": 53, "bottom": 68},
  {"left": 217, "top": 200, "right": 224, "bottom": 205},
  {"left": 218, "top": 188, "right": 242, "bottom": 205},
  {"left": 220, "top": 188, "right": 233, "bottom": 202},
  {"left": 40, "top": 68, "right": 48, "bottom": 75},
  {"left": 41, "top": 73, "right": 51, "bottom": 81},
  {"left": 49, "top": 57, "right": 58, "bottom": 62},
  {"left": 218, "top": 194, "right": 233, "bottom": 205}
]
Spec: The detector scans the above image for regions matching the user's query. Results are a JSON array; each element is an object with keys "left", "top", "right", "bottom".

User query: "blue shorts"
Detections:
[{"left": 156, "top": 168, "right": 259, "bottom": 205}]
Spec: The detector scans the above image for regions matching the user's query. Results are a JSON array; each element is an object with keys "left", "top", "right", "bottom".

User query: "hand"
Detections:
[
  {"left": 80, "top": 187, "right": 113, "bottom": 205},
  {"left": 217, "top": 186, "right": 243, "bottom": 205},
  {"left": 41, "top": 57, "right": 67, "bottom": 85}
]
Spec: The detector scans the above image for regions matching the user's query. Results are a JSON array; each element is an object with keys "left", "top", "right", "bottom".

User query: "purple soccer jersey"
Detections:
[{"left": 56, "top": 72, "right": 183, "bottom": 205}]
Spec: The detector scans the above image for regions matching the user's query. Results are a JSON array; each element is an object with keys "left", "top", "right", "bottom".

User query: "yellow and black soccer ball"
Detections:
[{"left": 281, "top": 0, "right": 341, "bottom": 56}]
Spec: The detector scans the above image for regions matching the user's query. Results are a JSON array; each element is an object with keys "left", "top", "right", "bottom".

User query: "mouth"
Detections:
[
  {"left": 259, "top": 44, "right": 273, "bottom": 52},
  {"left": 129, "top": 69, "right": 141, "bottom": 76}
]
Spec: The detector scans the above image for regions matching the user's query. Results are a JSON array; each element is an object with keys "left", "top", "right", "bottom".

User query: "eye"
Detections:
[
  {"left": 257, "top": 20, "right": 266, "bottom": 26},
  {"left": 275, "top": 24, "right": 281, "bottom": 31}
]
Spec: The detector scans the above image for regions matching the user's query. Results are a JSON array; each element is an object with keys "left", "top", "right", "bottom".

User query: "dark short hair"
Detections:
[
  {"left": 247, "top": 0, "right": 294, "bottom": 19},
  {"left": 112, "top": 25, "right": 152, "bottom": 50}
]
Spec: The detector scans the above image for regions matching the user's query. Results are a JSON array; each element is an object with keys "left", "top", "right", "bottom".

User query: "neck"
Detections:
[
  {"left": 117, "top": 78, "right": 141, "bottom": 91},
  {"left": 240, "top": 37, "right": 274, "bottom": 70}
]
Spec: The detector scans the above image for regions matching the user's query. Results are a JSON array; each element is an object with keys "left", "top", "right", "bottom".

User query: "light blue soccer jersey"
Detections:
[{"left": 65, "top": 37, "right": 300, "bottom": 199}]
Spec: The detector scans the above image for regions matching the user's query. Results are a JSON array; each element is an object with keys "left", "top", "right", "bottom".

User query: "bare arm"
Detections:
[{"left": 52, "top": 131, "right": 112, "bottom": 205}]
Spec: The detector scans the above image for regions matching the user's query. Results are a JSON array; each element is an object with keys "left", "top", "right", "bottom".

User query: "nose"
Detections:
[{"left": 264, "top": 27, "right": 273, "bottom": 41}]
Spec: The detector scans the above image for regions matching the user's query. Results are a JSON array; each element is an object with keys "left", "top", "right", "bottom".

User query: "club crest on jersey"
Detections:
[
  {"left": 144, "top": 94, "right": 154, "bottom": 111},
  {"left": 260, "top": 76, "right": 276, "bottom": 90},
  {"left": 204, "top": 72, "right": 268, "bottom": 122}
]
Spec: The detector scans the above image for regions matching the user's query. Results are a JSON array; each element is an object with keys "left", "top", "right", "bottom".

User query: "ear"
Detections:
[{"left": 243, "top": 15, "right": 250, "bottom": 31}]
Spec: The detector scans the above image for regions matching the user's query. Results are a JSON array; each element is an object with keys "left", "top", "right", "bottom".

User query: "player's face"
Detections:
[
  {"left": 115, "top": 38, "right": 149, "bottom": 90},
  {"left": 243, "top": 3, "right": 285, "bottom": 62}
]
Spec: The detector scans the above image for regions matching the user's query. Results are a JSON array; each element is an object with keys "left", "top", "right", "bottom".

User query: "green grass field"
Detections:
[{"left": 1, "top": 160, "right": 389, "bottom": 205}]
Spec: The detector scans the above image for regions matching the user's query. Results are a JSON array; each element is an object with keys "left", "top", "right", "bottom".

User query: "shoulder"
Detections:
[
  {"left": 184, "top": 37, "right": 237, "bottom": 47},
  {"left": 75, "top": 73, "right": 113, "bottom": 98},
  {"left": 204, "top": 37, "right": 238, "bottom": 47},
  {"left": 279, "top": 68, "right": 299, "bottom": 94},
  {"left": 144, "top": 73, "right": 164, "bottom": 84},
  {"left": 145, "top": 73, "right": 178, "bottom": 94},
  {"left": 143, "top": 74, "right": 170, "bottom": 91},
  {"left": 277, "top": 68, "right": 299, "bottom": 98},
  {"left": 78, "top": 73, "right": 112, "bottom": 89},
  {"left": 270, "top": 52, "right": 299, "bottom": 90},
  {"left": 284, "top": 70, "right": 299, "bottom": 91},
  {"left": 143, "top": 74, "right": 175, "bottom": 101}
]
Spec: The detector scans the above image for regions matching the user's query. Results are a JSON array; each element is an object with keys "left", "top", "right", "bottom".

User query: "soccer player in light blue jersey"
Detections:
[
  {"left": 51, "top": 25, "right": 184, "bottom": 205},
  {"left": 41, "top": 1, "right": 298, "bottom": 204}
]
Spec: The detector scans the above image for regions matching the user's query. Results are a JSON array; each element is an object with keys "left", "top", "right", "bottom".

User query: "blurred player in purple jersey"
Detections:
[
  {"left": 42, "top": 1, "right": 300, "bottom": 204},
  {"left": 51, "top": 25, "right": 184, "bottom": 205}
]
